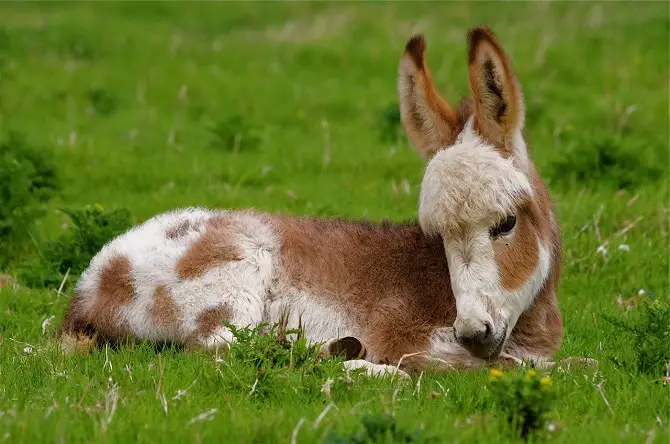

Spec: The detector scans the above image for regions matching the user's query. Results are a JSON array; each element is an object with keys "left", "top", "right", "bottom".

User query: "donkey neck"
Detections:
[{"left": 275, "top": 215, "right": 457, "bottom": 326}]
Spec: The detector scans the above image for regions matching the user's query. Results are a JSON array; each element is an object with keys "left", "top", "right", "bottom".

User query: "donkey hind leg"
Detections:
[
  {"left": 178, "top": 262, "right": 273, "bottom": 354},
  {"left": 317, "top": 337, "right": 409, "bottom": 379},
  {"left": 57, "top": 291, "right": 102, "bottom": 354},
  {"left": 183, "top": 287, "right": 267, "bottom": 353},
  {"left": 195, "top": 326, "right": 236, "bottom": 351},
  {"left": 177, "top": 242, "right": 278, "bottom": 353}
]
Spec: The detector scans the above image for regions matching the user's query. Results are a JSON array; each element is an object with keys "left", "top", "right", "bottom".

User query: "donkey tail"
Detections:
[{"left": 58, "top": 294, "right": 98, "bottom": 354}]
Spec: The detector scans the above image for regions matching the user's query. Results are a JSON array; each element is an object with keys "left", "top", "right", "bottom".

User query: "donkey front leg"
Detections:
[
  {"left": 343, "top": 360, "right": 410, "bottom": 380},
  {"left": 319, "top": 336, "right": 409, "bottom": 379}
]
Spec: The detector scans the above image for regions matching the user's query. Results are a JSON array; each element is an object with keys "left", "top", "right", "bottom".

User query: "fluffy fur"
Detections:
[
  {"left": 419, "top": 132, "right": 532, "bottom": 235},
  {"left": 58, "top": 26, "right": 580, "bottom": 377}
]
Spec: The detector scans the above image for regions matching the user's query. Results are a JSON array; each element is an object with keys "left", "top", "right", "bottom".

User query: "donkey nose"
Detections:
[{"left": 453, "top": 318, "right": 494, "bottom": 350}]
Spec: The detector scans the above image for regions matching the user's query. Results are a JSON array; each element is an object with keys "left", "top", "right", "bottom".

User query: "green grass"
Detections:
[{"left": 1, "top": 2, "right": 669, "bottom": 443}]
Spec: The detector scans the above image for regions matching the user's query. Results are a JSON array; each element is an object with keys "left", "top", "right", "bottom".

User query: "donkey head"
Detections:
[{"left": 398, "top": 27, "right": 556, "bottom": 359}]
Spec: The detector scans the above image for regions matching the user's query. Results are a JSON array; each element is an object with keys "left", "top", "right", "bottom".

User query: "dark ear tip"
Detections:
[
  {"left": 404, "top": 33, "right": 426, "bottom": 68},
  {"left": 467, "top": 26, "right": 497, "bottom": 62}
]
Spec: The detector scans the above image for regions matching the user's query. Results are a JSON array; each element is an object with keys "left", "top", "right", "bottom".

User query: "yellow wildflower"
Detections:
[
  {"left": 527, "top": 369, "right": 537, "bottom": 378},
  {"left": 490, "top": 368, "right": 504, "bottom": 378},
  {"left": 540, "top": 376, "right": 551, "bottom": 388}
]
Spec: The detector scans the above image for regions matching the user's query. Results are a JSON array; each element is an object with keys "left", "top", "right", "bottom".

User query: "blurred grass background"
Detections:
[{"left": 0, "top": 2, "right": 668, "bottom": 443}]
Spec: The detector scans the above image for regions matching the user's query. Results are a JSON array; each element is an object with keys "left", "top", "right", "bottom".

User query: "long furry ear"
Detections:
[
  {"left": 467, "top": 26, "right": 525, "bottom": 158},
  {"left": 398, "top": 34, "right": 458, "bottom": 159}
]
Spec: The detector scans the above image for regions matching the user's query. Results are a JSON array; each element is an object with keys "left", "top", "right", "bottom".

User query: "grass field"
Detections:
[{"left": 0, "top": 2, "right": 669, "bottom": 443}]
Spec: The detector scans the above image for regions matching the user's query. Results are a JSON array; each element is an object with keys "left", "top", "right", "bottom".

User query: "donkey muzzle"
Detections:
[{"left": 453, "top": 317, "right": 507, "bottom": 359}]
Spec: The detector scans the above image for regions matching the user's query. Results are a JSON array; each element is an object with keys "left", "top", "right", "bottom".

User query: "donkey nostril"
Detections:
[{"left": 483, "top": 321, "right": 493, "bottom": 341}]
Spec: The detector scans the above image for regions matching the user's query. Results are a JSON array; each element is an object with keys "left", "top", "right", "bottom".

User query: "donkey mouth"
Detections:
[
  {"left": 462, "top": 324, "right": 508, "bottom": 360},
  {"left": 468, "top": 337, "right": 505, "bottom": 360},
  {"left": 486, "top": 334, "right": 507, "bottom": 360}
]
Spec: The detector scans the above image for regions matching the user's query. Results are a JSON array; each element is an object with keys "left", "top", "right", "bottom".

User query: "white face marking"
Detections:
[
  {"left": 444, "top": 230, "right": 500, "bottom": 337},
  {"left": 444, "top": 234, "right": 550, "bottom": 340},
  {"left": 418, "top": 119, "right": 550, "bottom": 357}
]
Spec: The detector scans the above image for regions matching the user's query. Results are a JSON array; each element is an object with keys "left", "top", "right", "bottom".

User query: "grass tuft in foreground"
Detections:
[
  {"left": 488, "top": 369, "right": 555, "bottom": 440},
  {"left": 17, "top": 205, "right": 133, "bottom": 290},
  {"left": 602, "top": 298, "right": 670, "bottom": 378}
]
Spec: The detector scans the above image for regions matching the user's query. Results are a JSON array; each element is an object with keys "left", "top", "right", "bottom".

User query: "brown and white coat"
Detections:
[{"left": 59, "top": 27, "right": 570, "bottom": 378}]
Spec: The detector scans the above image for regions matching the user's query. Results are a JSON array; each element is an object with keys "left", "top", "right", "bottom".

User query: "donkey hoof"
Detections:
[
  {"left": 343, "top": 360, "right": 410, "bottom": 380},
  {"left": 320, "top": 336, "right": 366, "bottom": 361}
]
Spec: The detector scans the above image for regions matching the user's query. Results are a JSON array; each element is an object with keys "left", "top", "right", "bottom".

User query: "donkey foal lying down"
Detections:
[{"left": 59, "top": 27, "right": 590, "bottom": 377}]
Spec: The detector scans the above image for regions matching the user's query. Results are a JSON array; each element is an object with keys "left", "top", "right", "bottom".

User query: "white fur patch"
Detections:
[
  {"left": 74, "top": 207, "right": 360, "bottom": 349},
  {"left": 265, "top": 290, "right": 358, "bottom": 344},
  {"left": 511, "top": 129, "right": 530, "bottom": 173},
  {"left": 74, "top": 207, "right": 211, "bottom": 318},
  {"left": 442, "top": 231, "right": 551, "bottom": 344},
  {"left": 75, "top": 207, "right": 282, "bottom": 343},
  {"left": 419, "top": 136, "right": 532, "bottom": 236},
  {"left": 443, "top": 230, "right": 500, "bottom": 337}
]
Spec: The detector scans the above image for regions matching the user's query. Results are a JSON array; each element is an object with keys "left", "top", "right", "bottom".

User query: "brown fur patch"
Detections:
[
  {"left": 196, "top": 305, "right": 232, "bottom": 338},
  {"left": 58, "top": 287, "right": 100, "bottom": 354},
  {"left": 493, "top": 207, "right": 540, "bottom": 291},
  {"left": 276, "top": 216, "right": 456, "bottom": 364},
  {"left": 59, "top": 293, "right": 91, "bottom": 334},
  {"left": 176, "top": 215, "right": 244, "bottom": 279},
  {"left": 527, "top": 163, "right": 555, "bottom": 245},
  {"left": 150, "top": 285, "right": 182, "bottom": 336},
  {"left": 404, "top": 34, "right": 426, "bottom": 69},
  {"left": 507, "top": 161, "right": 563, "bottom": 358},
  {"left": 89, "top": 255, "right": 135, "bottom": 340},
  {"left": 398, "top": 34, "right": 460, "bottom": 158},
  {"left": 166, "top": 219, "right": 195, "bottom": 240}
]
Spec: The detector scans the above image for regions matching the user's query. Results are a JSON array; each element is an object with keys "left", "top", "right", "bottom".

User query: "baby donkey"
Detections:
[{"left": 60, "top": 27, "right": 586, "bottom": 378}]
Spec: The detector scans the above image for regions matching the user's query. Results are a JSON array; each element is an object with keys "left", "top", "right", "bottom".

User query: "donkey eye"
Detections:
[{"left": 490, "top": 214, "right": 517, "bottom": 238}]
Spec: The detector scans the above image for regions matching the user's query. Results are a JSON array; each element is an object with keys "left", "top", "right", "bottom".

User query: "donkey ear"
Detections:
[
  {"left": 467, "top": 27, "right": 525, "bottom": 158},
  {"left": 398, "top": 34, "right": 458, "bottom": 159}
]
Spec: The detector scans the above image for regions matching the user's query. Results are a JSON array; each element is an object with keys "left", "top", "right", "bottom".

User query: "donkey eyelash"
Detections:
[{"left": 489, "top": 214, "right": 517, "bottom": 238}]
